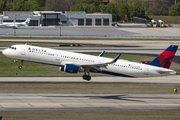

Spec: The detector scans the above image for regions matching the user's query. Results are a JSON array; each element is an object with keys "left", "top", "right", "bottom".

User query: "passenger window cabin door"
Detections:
[
  {"left": 21, "top": 47, "right": 26, "bottom": 55},
  {"left": 55, "top": 52, "right": 61, "bottom": 61},
  {"left": 144, "top": 66, "right": 149, "bottom": 75}
]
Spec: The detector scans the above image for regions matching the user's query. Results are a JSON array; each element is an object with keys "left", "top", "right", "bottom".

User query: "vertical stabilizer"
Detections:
[
  {"left": 24, "top": 18, "right": 31, "bottom": 26},
  {"left": 148, "top": 45, "right": 178, "bottom": 69}
]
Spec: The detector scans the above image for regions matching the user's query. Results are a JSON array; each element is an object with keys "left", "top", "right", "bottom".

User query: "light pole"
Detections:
[
  {"left": 82, "top": 4, "right": 85, "bottom": 11},
  {"left": 14, "top": 18, "right": 16, "bottom": 36},
  {"left": 116, "top": 0, "right": 117, "bottom": 26},
  {"left": 59, "top": 22, "right": 62, "bottom": 36}
]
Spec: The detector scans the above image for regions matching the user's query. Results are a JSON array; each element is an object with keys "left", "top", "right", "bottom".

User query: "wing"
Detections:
[
  {"left": 79, "top": 54, "right": 121, "bottom": 72},
  {"left": 61, "top": 54, "right": 121, "bottom": 72}
]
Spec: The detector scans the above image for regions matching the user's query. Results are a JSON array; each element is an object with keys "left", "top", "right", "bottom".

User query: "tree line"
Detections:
[{"left": 0, "top": 0, "right": 179, "bottom": 19}]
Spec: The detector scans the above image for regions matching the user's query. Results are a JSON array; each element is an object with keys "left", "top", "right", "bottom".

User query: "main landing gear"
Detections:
[
  {"left": 82, "top": 71, "right": 91, "bottom": 81},
  {"left": 18, "top": 60, "right": 23, "bottom": 69}
]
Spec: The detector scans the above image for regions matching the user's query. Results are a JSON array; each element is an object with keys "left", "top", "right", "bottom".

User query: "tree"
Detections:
[
  {"left": 129, "top": 4, "right": 145, "bottom": 18},
  {"left": 117, "top": 3, "right": 129, "bottom": 19},
  {"left": 169, "top": 2, "right": 180, "bottom": 16},
  {"left": 71, "top": 3, "right": 96, "bottom": 13},
  {"left": 103, "top": 3, "right": 116, "bottom": 20},
  {"left": 37, "top": 0, "right": 46, "bottom": 10},
  {"left": 111, "top": 0, "right": 128, "bottom": 5},
  {"left": 0, "top": 0, "right": 6, "bottom": 13},
  {"left": 45, "top": 0, "right": 81, "bottom": 12},
  {"left": 71, "top": 3, "right": 84, "bottom": 11},
  {"left": 1, "top": 0, "right": 40, "bottom": 11},
  {"left": 127, "top": 0, "right": 146, "bottom": 8},
  {"left": 146, "top": 0, "right": 170, "bottom": 15},
  {"left": 26, "top": 0, "right": 40, "bottom": 11},
  {"left": 81, "top": 0, "right": 102, "bottom": 12}
]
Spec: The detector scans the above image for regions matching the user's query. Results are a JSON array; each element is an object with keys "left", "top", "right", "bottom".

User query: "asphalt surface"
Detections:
[
  {"left": 0, "top": 93, "right": 180, "bottom": 111},
  {"left": 0, "top": 27, "right": 137, "bottom": 37},
  {"left": 0, "top": 75, "right": 180, "bottom": 85},
  {"left": 0, "top": 27, "right": 180, "bottom": 38}
]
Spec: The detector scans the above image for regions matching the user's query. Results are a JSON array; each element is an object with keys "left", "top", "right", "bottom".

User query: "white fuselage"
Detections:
[
  {"left": 2, "top": 44, "right": 176, "bottom": 77},
  {"left": 0, "top": 22, "right": 25, "bottom": 28}
]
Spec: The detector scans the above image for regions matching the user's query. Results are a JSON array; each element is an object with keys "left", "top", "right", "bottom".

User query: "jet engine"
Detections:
[{"left": 59, "top": 64, "right": 79, "bottom": 73}]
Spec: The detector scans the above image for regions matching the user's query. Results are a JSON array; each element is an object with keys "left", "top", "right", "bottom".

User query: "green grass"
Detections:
[
  {"left": 1, "top": 110, "right": 180, "bottom": 120},
  {"left": 1, "top": 53, "right": 180, "bottom": 76},
  {"left": 0, "top": 83, "right": 179, "bottom": 93},
  {"left": 148, "top": 16, "right": 180, "bottom": 24},
  {"left": 0, "top": 36, "right": 180, "bottom": 40}
]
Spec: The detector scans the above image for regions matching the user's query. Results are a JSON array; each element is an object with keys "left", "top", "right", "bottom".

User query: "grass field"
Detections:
[
  {"left": 0, "top": 36, "right": 180, "bottom": 40},
  {"left": 0, "top": 110, "right": 180, "bottom": 120},
  {"left": 149, "top": 16, "right": 180, "bottom": 24},
  {"left": 0, "top": 83, "right": 179, "bottom": 93}
]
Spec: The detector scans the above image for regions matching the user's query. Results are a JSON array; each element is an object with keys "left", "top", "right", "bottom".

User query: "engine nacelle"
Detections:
[{"left": 59, "top": 64, "right": 79, "bottom": 73}]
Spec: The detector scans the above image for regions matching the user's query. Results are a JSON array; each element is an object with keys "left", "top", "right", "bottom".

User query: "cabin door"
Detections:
[
  {"left": 144, "top": 66, "right": 149, "bottom": 75},
  {"left": 21, "top": 47, "right": 26, "bottom": 55},
  {"left": 55, "top": 52, "right": 61, "bottom": 61}
]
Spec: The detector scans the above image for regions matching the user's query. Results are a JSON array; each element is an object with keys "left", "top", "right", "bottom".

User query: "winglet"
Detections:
[
  {"left": 113, "top": 54, "right": 121, "bottom": 63},
  {"left": 0, "top": 116, "right": 2, "bottom": 120},
  {"left": 99, "top": 51, "right": 105, "bottom": 57}
]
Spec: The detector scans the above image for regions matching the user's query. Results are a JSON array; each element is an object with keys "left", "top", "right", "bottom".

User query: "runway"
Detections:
[
  {"left": 0, "top": 93, "right": 180, "bottom": 111},
  {"left": 0, "top": 75, "right": 180, "bottom": 84}
]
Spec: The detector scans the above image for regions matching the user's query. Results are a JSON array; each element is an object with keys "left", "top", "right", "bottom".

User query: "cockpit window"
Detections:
[{"left": 9, "top": 47, "right": 16, "bottom": 50}]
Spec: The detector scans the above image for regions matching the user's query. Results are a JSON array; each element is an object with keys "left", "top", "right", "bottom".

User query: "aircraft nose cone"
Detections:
[
  {"left": 2, "top": 49, "right": 8, "bottom": 55},
  {"left": 2, "top": 49, "right": 5, "bottom": 55}
]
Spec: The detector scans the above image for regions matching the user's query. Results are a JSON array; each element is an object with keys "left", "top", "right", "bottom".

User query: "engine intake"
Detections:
[{"left": 59, "top": 64, "right": 79, "bottom": 73}]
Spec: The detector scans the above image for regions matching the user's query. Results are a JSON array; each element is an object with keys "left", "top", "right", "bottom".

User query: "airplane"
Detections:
[
  {"left": 0, "top": 18, "right": 31, "bottom": 28},
  {"left": 2, "top": 44, "right": 179, "bottom": 81}
]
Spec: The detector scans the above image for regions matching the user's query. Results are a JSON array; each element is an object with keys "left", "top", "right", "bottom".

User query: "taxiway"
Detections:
[{"left": 0, "top": 93, "right": 180, "bottom": 111}]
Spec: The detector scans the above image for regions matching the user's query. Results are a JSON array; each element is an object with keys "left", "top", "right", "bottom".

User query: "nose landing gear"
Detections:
[{"left": 18, "top": 60, "right": 23, "bottom": 69}]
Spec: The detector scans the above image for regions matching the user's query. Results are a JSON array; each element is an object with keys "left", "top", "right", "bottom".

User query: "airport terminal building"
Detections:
[{"left": 0, "top": 11, "right": 112, "bottom": 26}]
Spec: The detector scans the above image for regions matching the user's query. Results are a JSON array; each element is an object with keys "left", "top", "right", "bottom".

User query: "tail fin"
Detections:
[
  {"left": 24, "top": 18, "right": 31, "bottom": 26},
  {"left": 148, "top": 45, "right": 178, "bottom": 69}
]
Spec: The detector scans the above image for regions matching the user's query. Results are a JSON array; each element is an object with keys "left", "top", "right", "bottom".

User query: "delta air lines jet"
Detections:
[
  {"left": 0, "top": 18, "right": 31, "bottom": 28},
  {"left": 2, "top": 44, "right": 179, "bottom": 81}
]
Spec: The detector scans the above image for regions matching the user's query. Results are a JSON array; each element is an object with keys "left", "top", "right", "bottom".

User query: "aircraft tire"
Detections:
[
  {"left": 83, "top": 75, "right": 87, "bottom": 80},
  {"left": 86, "top": 76, "right": 91, "bottom": 81}
]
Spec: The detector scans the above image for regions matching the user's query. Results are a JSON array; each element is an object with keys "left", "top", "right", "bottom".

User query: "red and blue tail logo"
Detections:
[{"left": 148, "top": 45, "right": 178, "bottom": 69}]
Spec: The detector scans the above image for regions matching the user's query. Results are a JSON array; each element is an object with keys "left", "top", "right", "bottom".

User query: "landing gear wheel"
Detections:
[
  {"left": 86, "top": 76, "right": 91, "bottom": 81},
  {"left": 18, "top": 60, "right": 23, "bottom": 69},
  {"left": 18, "top": 66, "right": 22, "bottom": 69},
  {"left": 83, "top": 70, "right": 91, "bottom": 81},
  {"left": 83, "top": 75, "right": 87, "bottom": 80}
]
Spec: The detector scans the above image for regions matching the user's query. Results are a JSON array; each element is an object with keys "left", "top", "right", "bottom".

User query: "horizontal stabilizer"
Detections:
[{"left": 157, "top": 70, "right": 176, "bottom": 75}]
